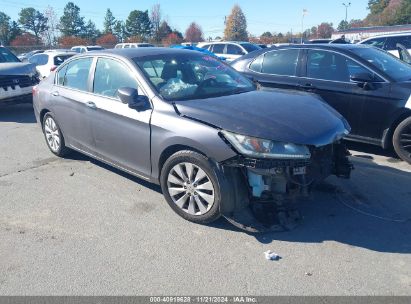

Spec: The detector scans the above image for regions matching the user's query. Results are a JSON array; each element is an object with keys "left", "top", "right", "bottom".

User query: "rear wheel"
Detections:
[
  {"left": 42, "top": 113, "right": 70, "bottom": 157},
  {"left": 393, "top": 116, "right": 411, "bottom": 164},
  {"left": 160, "top": 151, "right": 222, "bottom": 224}
]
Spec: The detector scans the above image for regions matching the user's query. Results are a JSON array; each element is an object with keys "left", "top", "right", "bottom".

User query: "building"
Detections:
[{"left": 332, "top": 24, "right": 411, "bottom": 43}]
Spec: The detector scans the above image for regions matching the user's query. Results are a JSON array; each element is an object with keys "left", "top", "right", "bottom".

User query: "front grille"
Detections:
[{"left": 0, "top": 75, "right": 34, "bottom": 90}]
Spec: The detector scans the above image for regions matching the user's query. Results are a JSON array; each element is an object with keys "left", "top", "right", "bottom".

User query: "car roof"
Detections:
[
  {"left": 234, "top": 43, "right": 375, "bottom": 62},
  {"left": 74, "top": 47, "right": 205, "bottom": 59},
  {"left": 361, "top": 32, "right": 411, "bottom": 40}
]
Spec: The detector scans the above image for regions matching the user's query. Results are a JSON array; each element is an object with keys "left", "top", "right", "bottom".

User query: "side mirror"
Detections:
[
  {"left": 350, "top": 72, "right": 377, "bottom": 90},
  {"left": 118, "top": 87, "right": 151, "bottom": 111},
  {"left": 350, "top": 72, "right": 374, "bottom": 83}
]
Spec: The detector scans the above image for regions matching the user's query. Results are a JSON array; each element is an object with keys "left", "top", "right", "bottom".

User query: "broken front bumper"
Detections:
[{"left": 220, "top": 142, "right": 353, "bottom": 233}]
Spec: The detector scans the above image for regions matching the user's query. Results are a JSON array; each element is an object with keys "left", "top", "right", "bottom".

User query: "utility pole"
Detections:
[
  {"left": 301, "top": 9, "right": 308, "bottom": 44},
  {"left": 342, "top": 2, "right": 351, "bottom": 22}
]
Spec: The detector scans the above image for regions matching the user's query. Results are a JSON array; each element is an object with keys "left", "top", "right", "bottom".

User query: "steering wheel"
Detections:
[{"left": 195, "top": 77, "right": 217, "bottom": 93}]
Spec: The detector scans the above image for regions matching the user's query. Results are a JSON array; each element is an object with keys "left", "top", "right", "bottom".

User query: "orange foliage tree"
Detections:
[
  {"left": 10, "top": 33, "right": 38, "bottom": 46},
  {"left": 96, "top": 33, "right": 117, "bottom": 46},
  {"left": 162, "top": 33, "right": 183, "bottom": 46},
  {"left": 58, "top": 36, "right": 88, "bottom": 48}
]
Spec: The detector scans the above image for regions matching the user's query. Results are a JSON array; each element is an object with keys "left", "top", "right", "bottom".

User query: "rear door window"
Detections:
[
  {"left": 307, "top": 50, "right": 370, "bottom": 82},
  {"left": 361, "top": 37, "right": 387, "bottom": 49},
  {"left": 385, "top": 36, "right": 411, "bottom": 51},
  {"left": 226, "top": 44, "right": 244, "bottom": 55},
  {"left": 61, "top": 57, "right": 93, "bottom": 91},
  {"left": 211, "top": 44, "right": 225, "bottom": 54},
  {"left": 261, "top": 49, "right": 300, "bottom": 76}
]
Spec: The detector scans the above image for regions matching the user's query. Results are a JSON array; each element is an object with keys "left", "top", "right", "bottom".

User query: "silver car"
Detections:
[{"left": 33, "top": 48, "right": 352, "bottom": 227}]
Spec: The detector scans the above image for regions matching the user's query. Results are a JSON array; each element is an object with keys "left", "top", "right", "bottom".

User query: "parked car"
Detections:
[
  {"left": 33, "top": 48, "right": 352, "bottom": 226},
  {"left": 0, "top": 46, "right": 39, "bottom": 106},
  {"left": 29, "top": 50, "right": 76, "bottom": 78},
  {"left": 18, "top": 50, "right": 44, "bottom": 62},
  {"left": 115, "top": 43, "right": 155, "bottom": 49},
  {"left": 197, "top": 41, "right": 261, "bottom": 62},
  {"left": 231, "top": 44, "right": 411, "bottom": 163},
  {"left": 359, "top": 32, "right": 411, "bottom": 58},
  {"left": 71, "top": 45, "right": 104, "bottom": 53}
]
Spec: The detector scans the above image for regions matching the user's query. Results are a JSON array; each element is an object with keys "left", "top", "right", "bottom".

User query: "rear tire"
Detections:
[
  {"left": 160, "top": 150, "right": 222, "bottom": 224},
  {"left": 393, "top": 116, "right": 411, "bottom": 164},
  {"left": 42, "top": 113, "right": 70, "bottom": 157}
]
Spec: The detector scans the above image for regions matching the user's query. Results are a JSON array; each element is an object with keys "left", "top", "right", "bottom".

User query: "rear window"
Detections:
[
  {"left": 86, "top": 47, "right": 103, "bottom": 51},
  {"left": 240, "top": 43, "right": 261, "bottom": 53}
]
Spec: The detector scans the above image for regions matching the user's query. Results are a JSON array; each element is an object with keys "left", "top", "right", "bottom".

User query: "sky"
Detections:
[{"left": 1, "top": 0, "right": 370, "bottom": 37}]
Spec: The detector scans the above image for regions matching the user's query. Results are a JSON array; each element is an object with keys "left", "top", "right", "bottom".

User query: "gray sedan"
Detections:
[{"left": 33, "top": 48, "right": 352, "bottom": 227}]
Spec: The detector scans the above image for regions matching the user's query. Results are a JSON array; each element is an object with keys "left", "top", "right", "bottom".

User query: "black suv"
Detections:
[
  {"left": 232, "top": 44, "right": 411, "bottom": 163},
  {"left": 0, "top": 46, "right": 39, "bottom": 106}
]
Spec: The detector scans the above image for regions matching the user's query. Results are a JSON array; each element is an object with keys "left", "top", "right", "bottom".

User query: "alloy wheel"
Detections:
[
  {"left": 44, "top": 117, "right": 61, "bottom": 153},
  {"left": 167, "top": 162, "right": 215, "bottom": 216},
  {"left": 400, "top": 125, "right": 411, "bottom": 158}
]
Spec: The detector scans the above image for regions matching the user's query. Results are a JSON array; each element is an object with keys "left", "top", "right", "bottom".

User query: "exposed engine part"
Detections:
[{"left": 220, "top": 142, "right": 353, "bottom": 233}]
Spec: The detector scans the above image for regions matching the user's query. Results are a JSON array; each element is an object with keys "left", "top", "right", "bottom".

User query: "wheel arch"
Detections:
[{"left": 383, "top": 109, "right": 411, "bottom": 149}]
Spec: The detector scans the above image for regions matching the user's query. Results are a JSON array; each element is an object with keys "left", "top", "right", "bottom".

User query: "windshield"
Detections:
[
  {"left": 351, "top": 47, "right": 411, "bottom": 81},
  {"left": 134, "top": 53, "right": 255, "bottom": 101},
  {"left": 0, "top": 47, "right": 20, "bottom": 63},
  {"left": 240, "top": 43, "right": 261, "bottom": 53}
]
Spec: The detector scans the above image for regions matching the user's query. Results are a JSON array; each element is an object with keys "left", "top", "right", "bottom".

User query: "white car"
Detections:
[
  {"left": 71, "top": 45, "right": 104, "bottom": 53},
  {"left": 114, "top": 43, "right": 155, "bottom": 48},
  {"left": 0, "top": 46, "right": 39, "bottom": 105},
  {"left": 29, "top": 50, "right": 76, "bottom": 79},
  {"left": 197, "top": 41, "right": 261, "bottom": 62},
  {"left": 359, "top": 32, "right": 411, "bottom": 58}
]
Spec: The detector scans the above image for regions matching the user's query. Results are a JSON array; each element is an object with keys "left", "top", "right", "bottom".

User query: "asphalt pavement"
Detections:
[{"left": 0, "top": 104, "right": 410, "bottom": 295}]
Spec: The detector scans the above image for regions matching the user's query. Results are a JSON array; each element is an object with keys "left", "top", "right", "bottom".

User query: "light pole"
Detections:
[
  {"left": 342, "top": 2, "right": 351, "bottom": 22},
  {"left": 301, "top": 9, "right": 308, "bottom": 44}
]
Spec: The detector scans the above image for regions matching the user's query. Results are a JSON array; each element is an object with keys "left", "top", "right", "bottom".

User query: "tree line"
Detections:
[{"left": 1, "top": 0, "right": 410, "bottom": 49}]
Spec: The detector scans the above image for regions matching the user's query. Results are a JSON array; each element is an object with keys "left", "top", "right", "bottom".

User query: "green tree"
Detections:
[
  {"left": 113, "top": 20, "right": 127, "bottom": 42},
  {"left": 18, "top": 7, "right": 48, "bottom": 44},
  {"left": 337, "top": 20, "right": 349, "bottom": 31},
  {"left": 126, "top": 10, "right": 152, "bottom": 40},
  {"left": 83, "top": 19, "right": 100, "bottom": 42},
  {"left": 224, "top": 5, "right": 248, "bottom": 41},
  {"left": 0, "top": 11, "right": 11, "bottom": 45},
  {"left": 368, "top": 0, "right": 390, "bottom": 15},
  {"left": 59, "top": 2, "right": 85, "bottom": 37},
  {"left": 158, "top": 21, "right": 172, "bottom": 41},
  {"left": 103, "top": 9, "right": 116, "bottom": 34},
  {"left": 391, "top": 0, "right": 411, "bottom": 25}
]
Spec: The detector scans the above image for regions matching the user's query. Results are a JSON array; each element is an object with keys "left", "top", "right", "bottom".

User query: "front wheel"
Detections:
[
  {"left": 160, "top": 151, "right": 222, "bottom": 224},
  {"left": 393, "top": 116, "right": 411, "bottom": 164},
  {"left": 42, "top": 113, "right": 70, "bottom": 157}
]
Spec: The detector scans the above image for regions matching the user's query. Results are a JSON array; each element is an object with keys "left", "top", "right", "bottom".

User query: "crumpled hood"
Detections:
[
  {"left": 0, "top": 62, "right": 37, "bottom": 76},
  {"left": 174, "top": 90, "right": 350, "bottom": 146}
]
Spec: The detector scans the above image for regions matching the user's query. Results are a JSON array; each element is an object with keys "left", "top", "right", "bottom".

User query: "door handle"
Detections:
[
  {"left": 85, "top": 101, "right": 97, "bottom": 109},
  {"left": 51, "top": 91, "right": 59, "bottom": 96}
]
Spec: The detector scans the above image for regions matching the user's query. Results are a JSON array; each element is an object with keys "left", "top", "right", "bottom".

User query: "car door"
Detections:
[
  {"left": 301, "top": 49, "right": 391, "bottom": 140},
  {"left": 86, "top": 56, "right": 152, "bottom": 178},
  {"left": 244, "top": 48, "right": 303, "bottom": 90},
  {"left": 51, "top": 57, "right": 95, "bottom": 152}
]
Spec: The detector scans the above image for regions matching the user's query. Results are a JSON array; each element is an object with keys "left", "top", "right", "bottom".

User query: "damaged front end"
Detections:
[{"left": 219, "top": 137, "right": 353, "bottom": 233}]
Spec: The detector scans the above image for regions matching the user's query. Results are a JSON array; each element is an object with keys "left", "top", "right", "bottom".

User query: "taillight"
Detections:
[
  {"left": 32, "top": 85, "right": 38, "bottom": 95},
  {"left": 50, "top": 65, "right": 57, "bottom": 72}
]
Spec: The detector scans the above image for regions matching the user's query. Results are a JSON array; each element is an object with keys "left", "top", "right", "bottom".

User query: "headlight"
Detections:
[{"left": 221, "top": 130, "right": 311, "bottom": 159}]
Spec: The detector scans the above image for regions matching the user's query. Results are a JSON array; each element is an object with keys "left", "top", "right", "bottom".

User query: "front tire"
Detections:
[
  {"left": 393, "top": 116, "right": 411, "bottom": 164},
  {"left": 42, "top": 113, "right": 70, "bottom": 157},
  {"left": 160, "top": 151, "right": 222, "bottom": 224}
]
